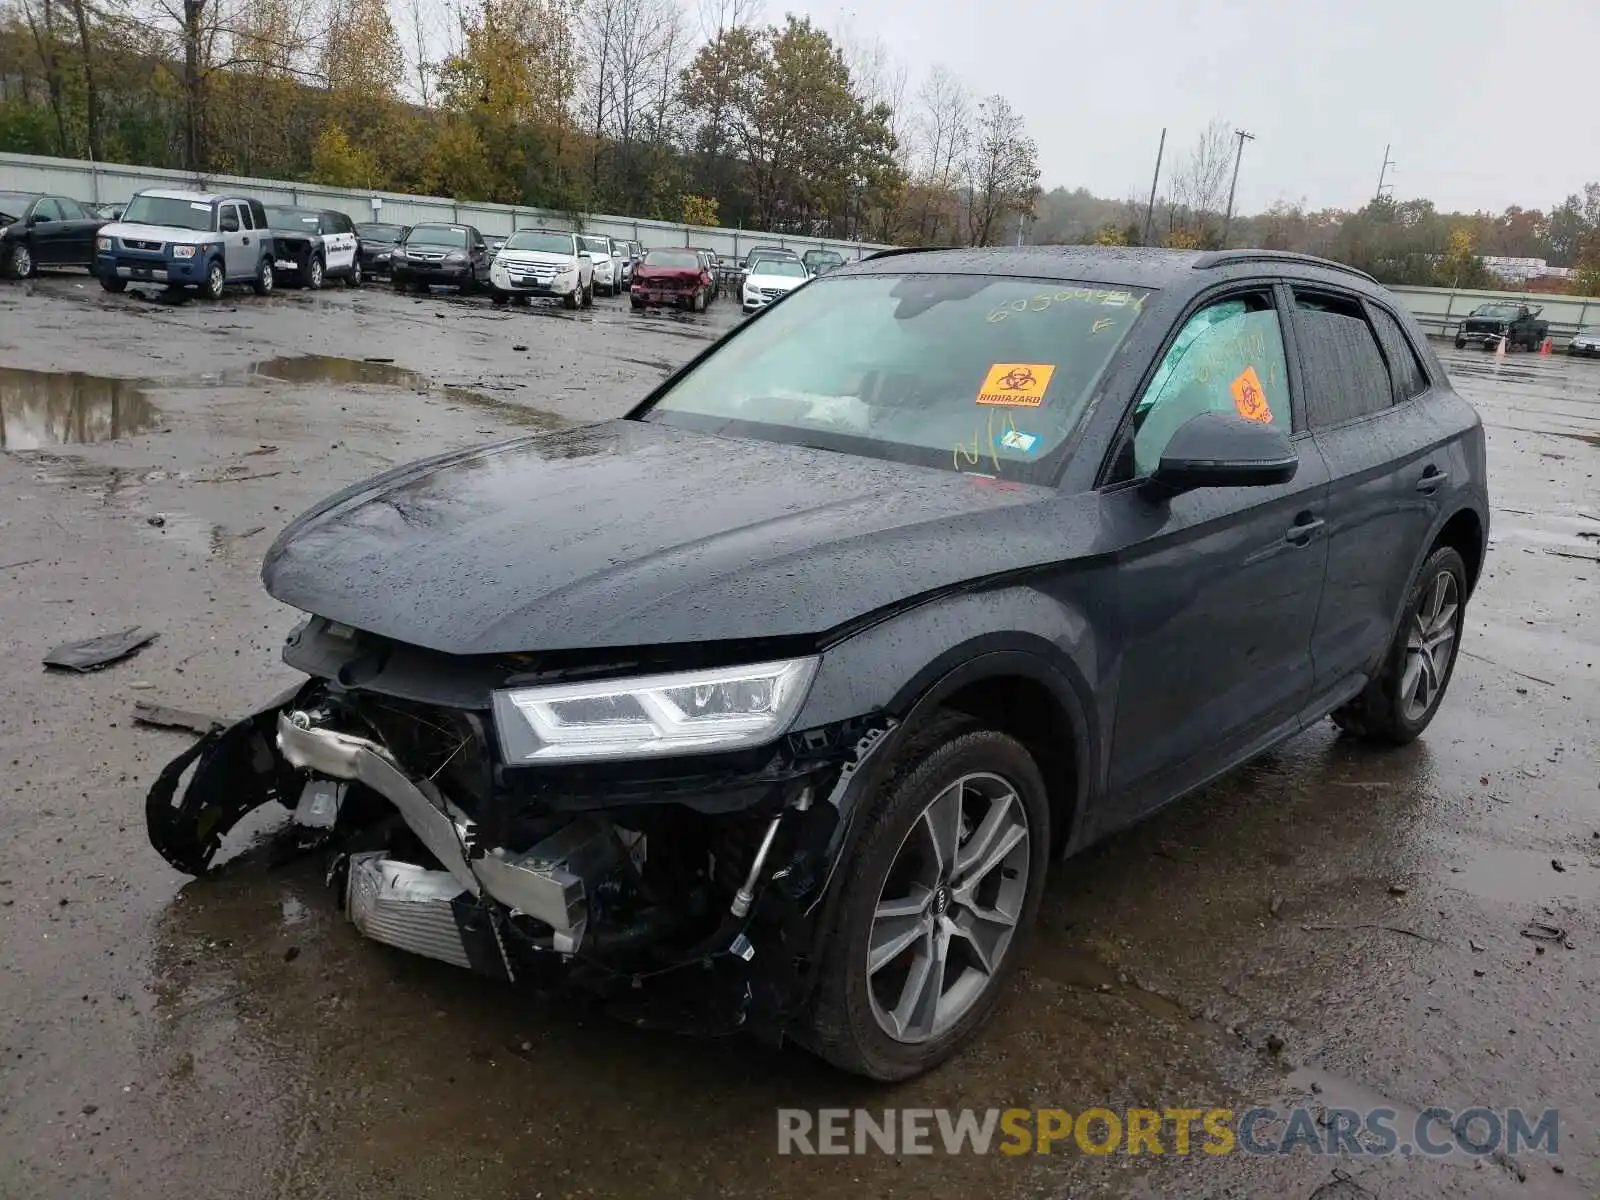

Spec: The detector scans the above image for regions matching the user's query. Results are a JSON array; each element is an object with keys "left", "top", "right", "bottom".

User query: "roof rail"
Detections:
[
  {"left": 1192, "top": 250, "right": 1377, "bottom": 284},
  {"left": 859, "top": 245, "right": 948, "bottom": 262}
]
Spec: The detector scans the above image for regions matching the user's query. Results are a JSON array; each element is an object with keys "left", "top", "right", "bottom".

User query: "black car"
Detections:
[
  {"left": 146, "top": 247, "right": 1488, "bottom": 1081},
  {"left": 803, "top": 248, "right": 846, "bottom": 276},
  {"left": 0, "top": 191, "right": 106, "bottom": 278},
  {"left": 354, "top": 222, "right": 409, "bottom": 278},
  {"left": 264, "top": 206, "right": 362, "bottom": 289},
  {"left": 391, "top": 222, "right": 490, "bottom": 293},
  {"left": 1455, "top": 302, "right": 1549, "bottom": 351}
]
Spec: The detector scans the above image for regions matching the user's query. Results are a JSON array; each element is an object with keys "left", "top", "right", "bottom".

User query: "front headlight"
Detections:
[
  {"left": 173, "top": 245, "right": 196, "bottom": 258},
  {"left": 445, "top": 251, "right": 466, "bottom": 263},
  {"left": 492, "top": 657, "right": 819, "bottom": 763},
  {"left": 96, "top": 235, "right": 112, "bottom": 251},
  {"left": 376, "top": 251, "right": 391, "bottom": 261}
]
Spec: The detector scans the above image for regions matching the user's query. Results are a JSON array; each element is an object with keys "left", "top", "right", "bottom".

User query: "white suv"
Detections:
[
  {"left": 579, "top": 234, "right": 620, "bottom": 296},
  {"left": 489, "top": 229, "right": 595, "bottom": 309}
]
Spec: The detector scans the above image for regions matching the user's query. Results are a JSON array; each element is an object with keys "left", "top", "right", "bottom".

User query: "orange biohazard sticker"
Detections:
[
  {"left": 977, "top": 363, "right": 1056, "bottom": 407},
  {"left": 1230, "top": 366, "right": 1272, "bottom": 423}
]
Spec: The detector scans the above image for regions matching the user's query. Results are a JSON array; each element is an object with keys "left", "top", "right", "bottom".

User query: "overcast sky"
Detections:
[{"left": 806, "top": 0, "right": 1600, "bottom": 215}]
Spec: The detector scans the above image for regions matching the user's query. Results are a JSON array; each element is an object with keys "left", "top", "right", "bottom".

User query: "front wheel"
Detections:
[
  {"left": 563, "top": 287, "right": 579, "bottom": 310},
  {"left": 99, "top": 273, "right": 126, "bottom": 293},
  {"left": 7, "top": 242, "right": 35, "bottom": 279},
  {"left": 491, "top": 290, "right": 508, "bottom": 306},
  {"left": 805, "top": 716, "right": 1050, "bottom": 1080},
  {"left": 1331, "top": 544, "right": 1467, "bottom": 744},
  {"left": 346, "top": 258, "right": 362, "bottom": 288},
  {"left": 1454, "top": 337, "right": 1466, "bottom": 350},
  {"left": 581, "top": 282, "right": 593, "bottom": 309},
  {"left": 251, "top": 259, "right": 274, "bottom": 296},
  {"left": 203, "top": 260, "right": 227, "bottom": 300},
  {"left": 305, "top": 254, "right": 324, "bottom": 290}
]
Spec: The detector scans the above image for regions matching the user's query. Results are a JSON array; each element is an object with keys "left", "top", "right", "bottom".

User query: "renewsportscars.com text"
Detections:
[{"left": 777, "top": 1106, "right": 1560, "bottom": 1158}]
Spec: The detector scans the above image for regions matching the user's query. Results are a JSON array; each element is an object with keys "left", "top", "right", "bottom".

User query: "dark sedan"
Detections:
[
  {"left": 0, "top": 191, "right": 106, "bottom": 278},
  {"left": 145, "top": 246, "right": 1487, "bottom": 1082},
  {"left": 391, "top": 222, "right": 489, "bottom": 293},
  {"left": 354, "top": 222, "right": 409, "bottom": 278}
]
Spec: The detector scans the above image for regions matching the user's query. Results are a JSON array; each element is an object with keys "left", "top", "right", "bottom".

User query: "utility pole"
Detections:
[
  {"left": 1220, "top": 128, "right": 1254, "bottom": 248},
  {"left": 1375, "top": 144, "right": 1396, "bottom": 201},
  {"left": 1142, "top": 127, "right": 1166, "bottom": 247}
]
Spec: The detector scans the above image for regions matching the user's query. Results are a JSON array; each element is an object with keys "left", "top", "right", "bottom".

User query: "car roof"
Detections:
[
  {"left": 0, "top": 190, "right": 43, "bottom": 206},
  {"left": 137, "top": 188, "right": 223, "bottom": 204},
  {"left": 845, "top": 245, "right": 1381, "bottom": 294},
  {"left": 511, "top": 228, "right": 574, "bottom": 237}
]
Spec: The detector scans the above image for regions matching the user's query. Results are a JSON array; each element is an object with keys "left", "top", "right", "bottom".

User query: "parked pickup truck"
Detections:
[
  {"left": 95, "top": 189, "right": 278, "bottom": 299},
  {"left": 1456, "top": 302, "right": 1549, "bottom": 351}
]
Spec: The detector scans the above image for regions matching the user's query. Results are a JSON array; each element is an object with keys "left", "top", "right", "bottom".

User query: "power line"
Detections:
[
  {"left": 1376, "top": 143, "right": 1396, "bottom": 200},
  {"left": 1220, "top": 128, "right": 1253, "bottom": 248}
]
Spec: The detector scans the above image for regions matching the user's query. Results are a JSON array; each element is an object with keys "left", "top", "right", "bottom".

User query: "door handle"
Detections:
[
  {"left": 1285, "top": 515, "right": 1325, "bottom": 546},
  {"left": 1416, "top": 466, "right": 1448, "bottom": 494},
  {"left": 243, "top": 236, "right": 250, "bottom": 245}
]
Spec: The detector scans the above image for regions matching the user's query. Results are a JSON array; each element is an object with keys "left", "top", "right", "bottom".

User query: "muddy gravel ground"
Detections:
[{"left": 0, "top": 272, "right": 1596, "bottom": 1199}]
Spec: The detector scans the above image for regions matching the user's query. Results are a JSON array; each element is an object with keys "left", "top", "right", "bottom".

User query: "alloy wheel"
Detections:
[
  {"left": 867, "top": 772, "right": 1031, "bottom": 1044},
  {"left": 1402, "top": 569, "right": 1459, "bottom": 722},
  {"left": 12, "top": 244, "right": 32, "bottom": 277}
]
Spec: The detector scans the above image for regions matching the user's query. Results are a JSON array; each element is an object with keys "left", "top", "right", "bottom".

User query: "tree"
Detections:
[
  {"left": 310, "top": 121, "right": 379, "bottom": 187},
  {"left": 962, "top": 93, "right": 1037, "bottom": 246},
  {"left": 1575, "top": 232, "right": 1600, "bottom": 298},
  {"left": 1165, "top": 118, "right": 1232, "bottom": 247},
  {"left": 909, "top": 64, "right": 970, "bottom": 243},
  {"left": 679, "top": 192, "right": 716, "bottom": 225}
]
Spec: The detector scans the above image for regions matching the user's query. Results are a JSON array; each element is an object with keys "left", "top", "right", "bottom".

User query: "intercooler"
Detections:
[{"left": 346, "top": 852, "right": 475, "bottom": 970}]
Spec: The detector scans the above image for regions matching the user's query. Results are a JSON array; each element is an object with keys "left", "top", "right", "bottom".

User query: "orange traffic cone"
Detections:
[
  {"left": 1540, "top": 337, "right": 1553, "bottom": 355},
  {"left": 1495, "top": 333, "right": 1507, "bottom": 359}
]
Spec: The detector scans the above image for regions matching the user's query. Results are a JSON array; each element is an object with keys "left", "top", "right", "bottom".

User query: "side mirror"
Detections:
[
  {"left": 578, "top": 250, "right": 592, "bottom": 259},
  {"left": 1145, "top": 411, "right": 1298, "bottom": 496}
]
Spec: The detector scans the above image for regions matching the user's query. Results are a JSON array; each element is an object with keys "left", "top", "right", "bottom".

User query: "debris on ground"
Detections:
[
  {"left": 1551, "top": 859, "right": 1566, "bottom": 872},
  {"left": 43, "top": 627, "right": 158, "bottom": 672},
  {"left": 1266, "top": 1033, "right": 1286, "bottom": 1055},
  {"left": 1309, "top": 1168, "right": 1374, "bottom": 1199},
  {"left": 147, "top": 514, "right": 166, "bottom": 527},
  {"left": 1269, "top": 895, "right": 1285, "bottom": 918},
  {"left": 1387, "top": 883, "right": 1409, "bottom": 896},
  {"left": 1520, "top": 921, "right": 1567, "bottom": 943},
  {"left": 131, "top": 701, "right": 225, "bottom": 736},
  {"left": 513, "top": 344, "right": 529, "bottom": 352},
  {"left": 1491, "top": 1149, "right": 1528, "bottom": 1182}
]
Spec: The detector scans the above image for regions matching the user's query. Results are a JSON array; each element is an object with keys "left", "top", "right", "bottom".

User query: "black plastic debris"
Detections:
[{"left": 43, "top": 627, "right": 158, "bottom": 672}]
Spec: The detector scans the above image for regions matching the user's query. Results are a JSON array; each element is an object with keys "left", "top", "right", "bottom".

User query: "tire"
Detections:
[
  {"left": 251, "top": 258, "right": 273, "bottom": 297},
  {"left": 202, "top": 259, "right": 226, "bottom": 301},
  {"left": 630, "top": 297, "right": 645, "bottom": 311},
  {"left": 393, "top": 276, "right": 408, "bottom": 292},
  {"left": 7, "top": 241, "right": 34, "bottom": 279},
  {"left": 305, "top": 254, "right": 324, "bottom": 290},
  {"left": 458, "top": 276, "right": 475, "bottom": 296},
  {"left": 491, "top": 291, "right": 508, "bottom": 306},
  {"left": 581, "top": 282, "right": 593, "bottom": 309},
  {"left": 1454, "top": 338, "right": 1465, "bottom": 349},
  {"left": 346, "top": 258, "right": 362, "bottom": 288},
  {"left": 1331, "top": 544, "right": 1468, "bottom": 745},
  {"left": 563, "top": 287, "right": 579, "bottom": 310},
  {"left": 99, "top": 273, "right": 126, "bottom": 293},
  {"left": 804, "top": 714, "right": 1050, "bottom": 1080}
]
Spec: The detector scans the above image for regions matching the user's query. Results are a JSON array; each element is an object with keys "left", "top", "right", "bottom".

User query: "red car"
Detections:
[{"left": 630, "top": 248, "right": 712, "bottom": 312}]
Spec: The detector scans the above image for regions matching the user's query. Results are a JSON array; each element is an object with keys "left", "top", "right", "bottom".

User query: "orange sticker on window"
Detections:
[
  {"left": 1231, "top": 366, "right": 1272, "bottom": 423},
  {"left": 977, "top": 363, "right": 1056, "bottom": 407}
]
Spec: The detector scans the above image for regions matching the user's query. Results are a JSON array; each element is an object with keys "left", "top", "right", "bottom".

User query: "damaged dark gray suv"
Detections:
[{"left": 147, "top": 246, "right": 1489, "bottom": 1080}]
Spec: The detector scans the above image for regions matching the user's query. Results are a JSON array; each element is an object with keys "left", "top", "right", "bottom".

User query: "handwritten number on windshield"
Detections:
[{"left": 953, "top": 408, "right": 1023, "bottom": 473}]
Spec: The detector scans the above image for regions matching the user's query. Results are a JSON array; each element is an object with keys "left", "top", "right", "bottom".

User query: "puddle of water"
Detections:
[
  {"left": 0, "top": 366, "right": 160, "bottom": 450},
  {"left": 246, "top": 355, "right": 567, "bottom": 430},
  {"left": 1443, "top": 844, "right": 1600, "bottom": 906}
]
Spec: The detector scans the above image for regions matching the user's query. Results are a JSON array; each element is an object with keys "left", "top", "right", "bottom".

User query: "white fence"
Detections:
[
  {"left": 1387, "top": 284, "right": 1598, "bottom": 345},
  {"left": 0, "top": 150, "right": 891, "bottom": 261}
]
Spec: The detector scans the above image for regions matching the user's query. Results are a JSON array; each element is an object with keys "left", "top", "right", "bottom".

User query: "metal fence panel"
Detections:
[
  {"left": 1387, "top": 284, "right": 1597, "bottom": 346},
  {"left": 0, "top": 150, "right": 890, "bottom": 261}
]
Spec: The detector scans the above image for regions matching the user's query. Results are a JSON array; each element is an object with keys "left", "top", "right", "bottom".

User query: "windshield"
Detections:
[
  {"left": 406, "top": 225, "right": 468, "bottom": 248},
  {"left": 121, "top": 194, "right": 213, "bottom": 231},
  {"left": 642, "top": 273, "right": 1150, "bottom": 478},
  {"left": 266, "top": 207, "right": 321, "bottom": 232},
  {"left": 806, "top": 252, "right": 843, "bottom": 266},
  {"left": 0, "top": 192, "right": 37, "bottom": 222},
  {"left": 580, "top": 236, "right": 611, "bottom": 255},
  {"left": 752, "top": 259, "right": 807, "bottom": 279},
  {"left": 504, "top": 231, "right": 574, "bottom": 254},
  {"left": 1471, "top": 304, "right": 1523, "bottom": 319},
  {"left": 646, "top": 250, "right": 701, "bottom": 269},
  {"left": 356, "top": 223, "right": 406, "bottom": 241}
]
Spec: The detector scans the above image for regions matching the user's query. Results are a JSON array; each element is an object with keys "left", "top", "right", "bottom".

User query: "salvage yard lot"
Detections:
[{"left": 0, "top": 273, "right": 1597, "bottom": 1199}]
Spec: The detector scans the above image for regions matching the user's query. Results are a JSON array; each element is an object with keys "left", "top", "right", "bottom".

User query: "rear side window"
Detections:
[
  {"left": 57, "top": 197, "right": 86, "bottom": 219},
  {"left": 237, "top": 203, "right": 255, "bottom": 230},
  {"left": 1367, "top": 305, "right": 1430, "bottom": 399},
  {"left": 1292, "top": 292, "right": 1393, "bottom": 427}
]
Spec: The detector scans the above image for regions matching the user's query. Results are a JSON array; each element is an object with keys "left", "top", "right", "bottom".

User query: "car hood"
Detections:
[
  {"left": 262, "top": 420, "right": 1057, "bottom": 655},
  {"left": 747, "top": 271, "right": 804, "bottom": 288},
  {"left": 103, "top": 221, "right": 220, "bottom": 243},
  {"left": 495, "top": 250, "right": 578, "bottom": 268}
]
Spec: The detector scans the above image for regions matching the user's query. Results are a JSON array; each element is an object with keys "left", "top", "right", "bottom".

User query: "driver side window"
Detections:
[{"left": 1120, "top": 292, "right": 1290, "bottom": 480}]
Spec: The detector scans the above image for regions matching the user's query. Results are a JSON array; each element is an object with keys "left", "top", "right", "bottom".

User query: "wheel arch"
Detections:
[{"left": 1432, "top": 505, "right": 1485, "bottom": 597}]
